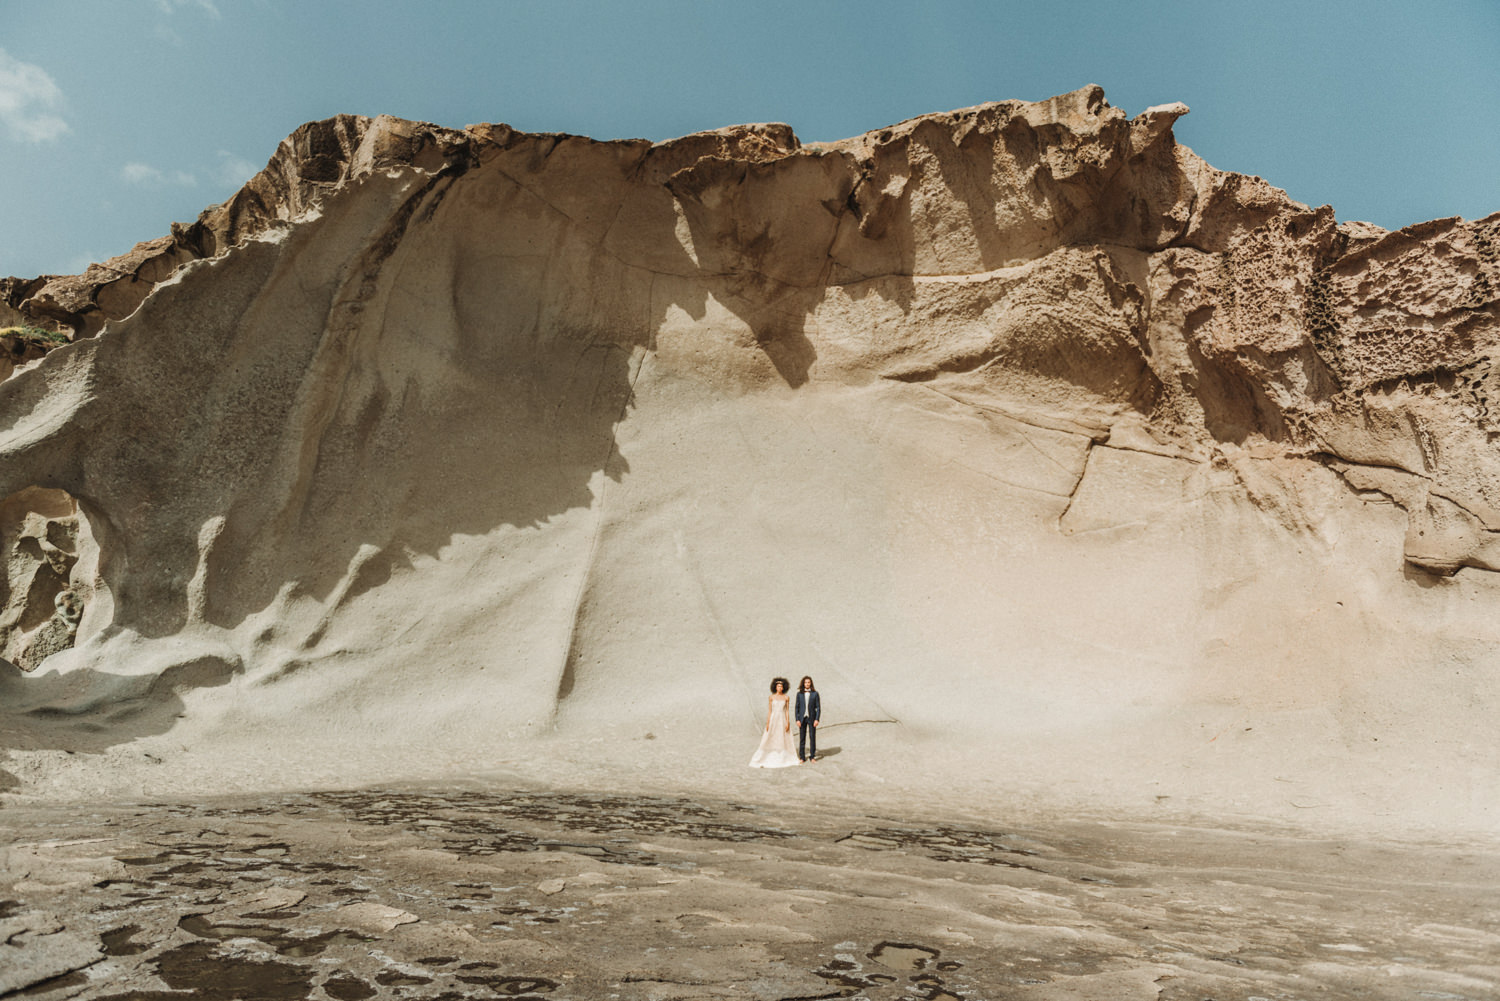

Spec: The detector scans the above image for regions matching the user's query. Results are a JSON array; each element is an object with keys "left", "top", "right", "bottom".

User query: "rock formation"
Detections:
[
  {"left": 0, "top": 486, "right": 91, "bottom": 669},
  {"left": 0, "top": 86, "right": 1495, "bottom": 830}
]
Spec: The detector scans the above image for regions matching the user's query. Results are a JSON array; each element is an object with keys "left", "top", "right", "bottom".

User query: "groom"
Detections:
[{"left": 794, "top": 676, "right": 820, "bottom": 762}]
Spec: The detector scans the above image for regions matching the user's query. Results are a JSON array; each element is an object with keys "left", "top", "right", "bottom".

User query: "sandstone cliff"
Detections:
[{"left": 1, "top": 87, "right": 1495, "bottom": 830}]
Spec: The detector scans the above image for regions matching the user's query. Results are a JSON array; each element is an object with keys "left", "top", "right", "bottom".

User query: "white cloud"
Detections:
[
  {"left": 152, "top": 23, "right": 186, "bottom": 46},
  {"left": 151, "top": 2, "right": 221, "bottom": 46},
  {"left": 122, "top": 162, "right": 161, "bottom": 184},
  {"left": 215, "top": 150, "right": 260, "bottom": 189},
  {"left": 0, "top": 48, "right": 69, "bottom": 143},
  {"left": 119, "top": 149, "right": 251, "bottom": 196},
  {"left": 155, "top": 0, "right": 222, "bottom": 16},
  {"left": 121, "top": 162, "right": 197, "bottom": 186},
  {"left": 69, "top": 252, "right": 101, "bottom": 275}
]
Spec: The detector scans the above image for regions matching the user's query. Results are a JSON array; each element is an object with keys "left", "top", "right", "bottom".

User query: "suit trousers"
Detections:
[{"left": 798, "top": 721, "right": 816, "bottom": 760}]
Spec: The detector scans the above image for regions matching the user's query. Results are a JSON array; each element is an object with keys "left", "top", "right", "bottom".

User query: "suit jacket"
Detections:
[{"left": 795, "top": 690, "right": 820, "bottom": 724}]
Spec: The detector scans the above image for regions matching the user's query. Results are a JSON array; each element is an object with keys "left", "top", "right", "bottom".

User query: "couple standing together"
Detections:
[{"left": 748, "top": 676, "right": 820, "bottom": 768}]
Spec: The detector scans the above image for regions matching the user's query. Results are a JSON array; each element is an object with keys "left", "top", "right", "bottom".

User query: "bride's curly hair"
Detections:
[{"left": 769, "top": 677, "right": 790, "bottom": 694}]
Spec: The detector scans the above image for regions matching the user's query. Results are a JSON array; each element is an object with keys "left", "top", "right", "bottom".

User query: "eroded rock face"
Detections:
[
  {"left": 7, "top": 91, "right": 1494, "bottom": 571},
  {"left": 0, "top": 87, "right": 1495, "bottom": 826},
  {"left": 0, "top": 487, "right": 91, "bottom": 670}
]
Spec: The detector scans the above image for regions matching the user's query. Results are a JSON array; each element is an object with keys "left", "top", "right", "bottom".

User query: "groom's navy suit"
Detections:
[{"left": 794, "top": 690, "right": 821, "bottom": 761}]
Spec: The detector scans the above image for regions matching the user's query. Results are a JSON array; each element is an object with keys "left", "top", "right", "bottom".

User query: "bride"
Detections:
[{"left": 749, "top": 677, "right": 801, "bottom": 768}]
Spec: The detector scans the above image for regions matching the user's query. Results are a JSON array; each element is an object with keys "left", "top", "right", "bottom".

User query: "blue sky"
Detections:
[{"left": 3, "top": 0, "right": 1497, "bottom": 278}]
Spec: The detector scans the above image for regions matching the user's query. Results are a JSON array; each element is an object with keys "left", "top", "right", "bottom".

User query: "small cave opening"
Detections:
[{"left": 0, "top": 486, "right": 107, "bottom": 671}]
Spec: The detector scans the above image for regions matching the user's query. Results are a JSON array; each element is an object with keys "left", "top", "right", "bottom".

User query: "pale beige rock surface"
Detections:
[{"left": 0, "top": 86, "right": 1496, "bottom": 837}]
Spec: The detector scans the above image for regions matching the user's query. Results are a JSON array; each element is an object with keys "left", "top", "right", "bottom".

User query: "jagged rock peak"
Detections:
[{"left": 5, "top": 86, "right": 1205, "bottom": 336}]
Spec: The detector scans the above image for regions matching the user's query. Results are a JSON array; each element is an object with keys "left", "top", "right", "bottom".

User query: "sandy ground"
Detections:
[{"left": 3, "top": 722, "right": 1498, "bottom": 1000}]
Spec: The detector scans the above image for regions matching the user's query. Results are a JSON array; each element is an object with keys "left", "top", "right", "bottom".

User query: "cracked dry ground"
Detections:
[{"left": 2, "top": 789, "right": 1496, "bottom": 1000}]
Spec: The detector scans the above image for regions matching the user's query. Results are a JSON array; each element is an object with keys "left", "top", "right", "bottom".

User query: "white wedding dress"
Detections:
[{"left": 749, "top": 695, "right": 800, "bottom": 768}]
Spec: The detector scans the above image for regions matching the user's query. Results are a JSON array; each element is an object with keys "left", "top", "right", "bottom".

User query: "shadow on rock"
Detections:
[{"left": 0, "top": 654, "right": 238, "bottom": 788}]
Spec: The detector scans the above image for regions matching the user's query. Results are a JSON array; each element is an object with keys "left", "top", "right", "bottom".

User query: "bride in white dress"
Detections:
[{"left": 749, "top": 677, "right": 801, "bottom": 768}]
